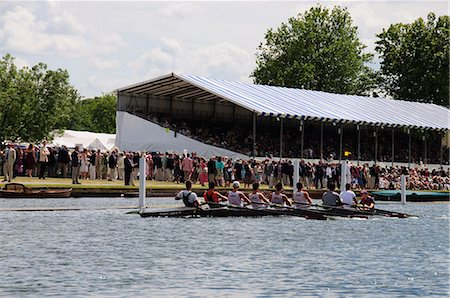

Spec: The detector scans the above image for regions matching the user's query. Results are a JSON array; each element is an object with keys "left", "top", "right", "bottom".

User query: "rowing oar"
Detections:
[
  {"left": 352, "top": 204, "right": 417, "bottom": 218},
  {"left": 206, "top": 202, "right": 326, "bottom": 219},
  {"left": 249, "top": 202, "right": 328, "bottom": 220}
]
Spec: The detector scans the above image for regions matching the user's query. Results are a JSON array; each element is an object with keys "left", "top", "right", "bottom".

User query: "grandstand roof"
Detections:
[{"left": 117, "top": 73, "right": 449, "bottom": 131}]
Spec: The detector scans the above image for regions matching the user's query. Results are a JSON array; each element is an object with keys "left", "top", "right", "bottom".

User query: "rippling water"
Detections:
[{"left": 0, "top": 197, "right": 448, "bottom": 297}]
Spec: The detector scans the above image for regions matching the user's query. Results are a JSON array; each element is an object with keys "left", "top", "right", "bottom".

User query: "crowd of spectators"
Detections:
[
  {"left": 1, "top": 142, "right": 449, "bottom": 191},
  {"left": 133, "top": 111, "right": 449, "bottom": 165}
]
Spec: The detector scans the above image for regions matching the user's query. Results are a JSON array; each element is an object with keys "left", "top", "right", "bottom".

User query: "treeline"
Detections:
[
  {"left": 0, "top": 54, "right": 116, "bottom": 142},
  {"left": 253, "top": 6, "right": 449, "bottom": 106}
]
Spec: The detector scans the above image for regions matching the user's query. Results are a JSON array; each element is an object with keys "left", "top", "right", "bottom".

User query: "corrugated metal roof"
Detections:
[{"left": 117, "top": 73, "right": 450, "bottom": 130}]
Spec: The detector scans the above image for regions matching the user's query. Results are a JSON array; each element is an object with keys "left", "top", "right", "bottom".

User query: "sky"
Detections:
[{"left": 1, "top": 1, "right": 448, "bottom": 98}]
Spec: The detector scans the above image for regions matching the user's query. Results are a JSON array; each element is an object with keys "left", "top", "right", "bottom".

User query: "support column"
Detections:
[
  {"left": 374, "top": 127, "right": 378, "bottom": 165},
  {"left": 401, "top": 174, "right": 407, "bottom": 205},
  {"left": 440, "top": 131, "right": 443, "bottom": 167},
  {"left": 252, "top": 113, "right": 256, "bottom": 158},
  {"left": 339, "top": 123, "right": 343, "bottom": 161},
  {"left": 320, "top": 122, "right": 323, "bottom": 160},
  {"left": 138, "top": 154, "right": 147, "bottom": 212},
  {"left": 408, "top": 128, "right": 411, "bottom": 168},
  {"left": 391, "top": 127, "right": 395, "bottom": 167},
  {"left": 279, "top": 118, "right": 284, "bottom": 160},
  {"left": 300, "top": 120, "right": 304, "bottom": 159},
  {"left": 357, "top": 124, "right": 360, "bottom": 166},
  {"left": 423, "top": 134, "right": 427, "bottom": 165}
]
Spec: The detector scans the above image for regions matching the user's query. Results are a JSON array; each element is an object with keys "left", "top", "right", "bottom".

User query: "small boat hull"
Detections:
[{"left": 0, "top": 183, "right": 72, "bottom": 198}]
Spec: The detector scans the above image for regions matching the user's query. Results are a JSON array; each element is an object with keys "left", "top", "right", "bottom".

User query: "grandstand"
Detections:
[{"left": 116, "top": 73, "right": 449, "bottom": 165}]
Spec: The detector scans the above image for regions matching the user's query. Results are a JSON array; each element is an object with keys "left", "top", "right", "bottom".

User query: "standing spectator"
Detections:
[
  {"left": 132, "top": 152, "right": 140, "bottom": 182},
  {"left": 71, "top": 146, "right": 81, "bottom": 184},
  {"left": 95, "top": 149, "right": 102, "bottom": 179},
  {"left": 89, "top": 150, "right": 96, "bottom": 180},
  {"left": 146, "top": 153, "right": 154, "bottom": 180},
  {"left": 181, "top": 153, "right": 193, "bottom": 181},
  {"left": 47, "top": 148, "right": 57, "bottom": 177},
  {"left": 315, "top": 162, "right": 324, "bottom": 189},
  {"left": 124, "top": 153, "right": 134, "bottom": 186},
  {"left": 57, "top": 145, "right": 70, "bottom": 178},
  {"left": 199, "top": 157, "right": 208, "bottom": 186},
  {"left": 173, "top": 154, "right": 181, "bottom": 183},
  {"left": 38, "top": 141, "right": 50, "bottom": 180},
  {"left": 79, "top": 149, "right": 89, "bottom": 180},
  {"left": 117, "top": 152, "right": 125, "bottom": 180},
  {"left": 215, "top": 156, "right": 225, "bottom": 186},
  {"left": 25, "top": 144, "right": 36, "bottom": 177},
  {"left": 101, "top": 152, "right": 108, "bottom": 179},
  {"left": 166, "top": 153, "right": 174, "bottom": 182},
  {"left": 207, "top": 157, "right": 216, "bottom": 182},
  {"left": 234, "top": 159, "right": 243, "bottom": 181},
  {"left": 2, "top": 144, "right": 16, "bottom": 182},
  {"left": 153, "top": 153, "right": 163, "bottom": 181},
  {"left": 108, "top": 150, "right": 117, "bottom": 181}
]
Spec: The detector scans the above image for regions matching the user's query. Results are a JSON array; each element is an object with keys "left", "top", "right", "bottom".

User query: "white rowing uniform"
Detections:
[
  {"left": 293, "top": 191, "right": 309, "bottom": 209},
  {"left": 250, "top": 192, "right": 266, "bottom": 209},
  {"left": 340, "top": 190, "right": 356, "bottom": 209},
  {"left": 271, "top": 192, "right": 285, "bottom": 206},
  {"left": 228, "top": 191, "right": 243, "bottom": 207}
]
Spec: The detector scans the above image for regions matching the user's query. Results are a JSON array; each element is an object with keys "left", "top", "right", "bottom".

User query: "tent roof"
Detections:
[{"left": 117, "top": 73, "right": 450, "bottom": 131}]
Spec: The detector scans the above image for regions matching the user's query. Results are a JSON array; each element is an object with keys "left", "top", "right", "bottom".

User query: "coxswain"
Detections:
[
  {"left": 203, "top": 181, "right": 227, "bottom": 208},
  {"left": 293, "top": 182, "right": 313, "bottom": 208},
  {"left": 175, "top": 180, "right": 201, "bottom": 207},
  {"left": 359, "top": 189, "right": 375, "bottom": 209},
  {"left": 270, "top": 182, "right": 292, "bottom": 206},
  {"left": 227, "top": 181, "right": 250, "bottom": 207},
  {"left": 339, "top": 183, "right": 357, "bottom": 208},
  {"left": 321, "top": 182, "right": 342, "bottom": 206},
  {"left": 249, "top": 182, "right": 270, "bottom": 209}
]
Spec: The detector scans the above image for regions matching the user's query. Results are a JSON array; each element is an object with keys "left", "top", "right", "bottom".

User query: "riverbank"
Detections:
[{"left": 0, "top": 177, "right": 448, "bottom": 201}]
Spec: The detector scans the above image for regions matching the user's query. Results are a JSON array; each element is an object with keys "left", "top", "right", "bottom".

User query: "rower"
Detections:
[
  {"left": 249, "top": 182, "right": 270, "bottom": 209},
  {"left": 270, "top": 182, "right": 292, "bottom": 206},
  {"left": 175, "top": 180, "right": 201, "bottom": 207},
  {"left": 339, "top": 183, "right": 357, "bottom": 209},
  {"left": 359, "top": 189, "right": 375, "bottom": 209},
  {"left": 203, "top": 181, "right": 227, "bottom": 208},
  {"left": 227, "top": 181, "right": 250, "bottom": 207},
  {"left": 293, "top": 182, "right": 313, "bottom": 208},
  {"left": 321, "top": 182, "right": 342, "bottom": 206}
]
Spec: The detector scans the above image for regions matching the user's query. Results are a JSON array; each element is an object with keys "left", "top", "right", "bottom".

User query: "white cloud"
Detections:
[
  {"left": 157, "top": 3, "right": 197, "bottom": 18},
  {"left": 128, "top": 37, "right": 253, "bottom": 82},
  {"left": 87, "top": 75, "right": 137, "bottom": 95},
  {"left": 88, "top": 57, "right": 120, "bottom": 71},
  {"left": 2, "top": 6, "right": 126, "bottom": 58}
]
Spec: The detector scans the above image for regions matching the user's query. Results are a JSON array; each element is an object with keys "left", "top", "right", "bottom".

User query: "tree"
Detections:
[
  {"left": 69, "top": 93, "right": 116, "bottom": 134},
  {"left": 375, "top": 13, "right": 449, "bottom": 106},
  {"left": 252, "top": 5, "right": 376, "bottom": 95},
  {"left": 0, "top": 54, "right": 79, "bottom": 142}
]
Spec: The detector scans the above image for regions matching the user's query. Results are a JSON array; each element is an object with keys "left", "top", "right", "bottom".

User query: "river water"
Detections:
[{"left": 0, "top": 197, "right": 448, "bottom": 297}]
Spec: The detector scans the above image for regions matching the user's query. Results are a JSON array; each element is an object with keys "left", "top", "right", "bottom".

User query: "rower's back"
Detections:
[
  {"left": 293, "top": 191, "right": 308, "bottom": 208},
  {"left": 249, "top": 192, "right": 265, "bottom": 209},
  {"left": 228, "top": 190, "right": 242, "bottom": 207},
  {"left": 322, "top": 182, "right": 340, "bottom": 206}
]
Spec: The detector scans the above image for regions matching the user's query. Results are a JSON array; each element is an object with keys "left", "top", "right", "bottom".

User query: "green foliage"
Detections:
[
  {"left": 0, "top": 54, "right": 79, "bottom": 142},
  {"left": 252, "top": 5, "right": 376, "bottom": 95},
  {"left": 69, "top": 93, "right": 117, "bottom": 133},
  {"left": 375, "top": 13, "right": 449, "bottom": 106}
]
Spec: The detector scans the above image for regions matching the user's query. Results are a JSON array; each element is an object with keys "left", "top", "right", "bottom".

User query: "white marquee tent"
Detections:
[{"left": 51, "top": 130, "right": 117, "bottom": 151}]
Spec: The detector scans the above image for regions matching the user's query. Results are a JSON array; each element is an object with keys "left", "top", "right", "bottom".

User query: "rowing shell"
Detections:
[{"left": 140, "top": 206, "right": 328, "bottom": 220}]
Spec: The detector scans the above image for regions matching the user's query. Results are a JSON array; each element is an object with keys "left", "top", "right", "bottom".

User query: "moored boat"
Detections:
[{"left": 0, "top": 183, "right": 72, "bottom": 199}]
